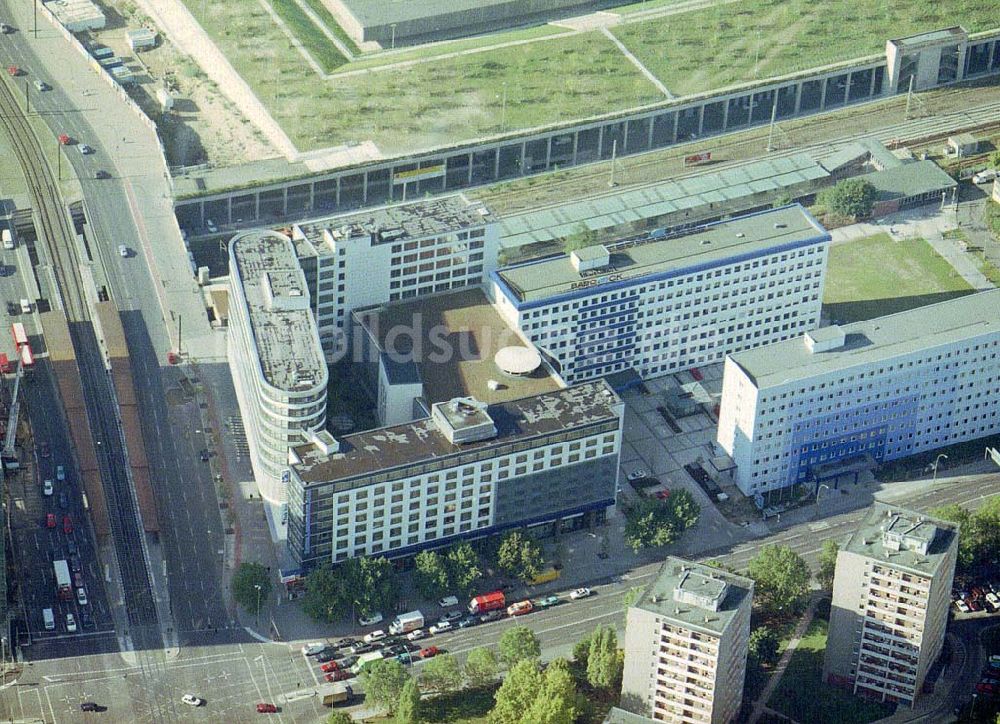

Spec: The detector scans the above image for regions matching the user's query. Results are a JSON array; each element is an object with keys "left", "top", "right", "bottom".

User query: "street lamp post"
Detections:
[
  {"left": 390, "top": 24, "right": 397, "bottom": 50},
  {"left": 254, "top": 584, "right": 263, "bottom": 626},
  {"left": 816, "top": 483, "right": 831, "bottom": 504},
  {"left": 931, "top": 453, "right": 948, "bottom": 481}
]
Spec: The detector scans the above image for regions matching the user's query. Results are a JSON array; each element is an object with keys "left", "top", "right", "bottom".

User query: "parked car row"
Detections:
[
  {"left": 953, "top": 579, "right": 1000, "bottom": 614},
  {"left": 973, "top": 655, "right": 1000, "bottom": 700}
]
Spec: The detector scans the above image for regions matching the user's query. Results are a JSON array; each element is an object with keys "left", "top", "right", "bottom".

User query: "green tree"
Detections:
[
  {"left": 464, "top": 646, "right": 500, "bottom": 688},
  {"left": 816, "top": 539, "right": 839, "bottom": 591},
  {"left": 624, "top": 488, "right": 701, "bottom": 552},
  {"left": 395, "top": 678, "right": 421, "bottom": 724},
  {"left": 933, "top": 503, "right": 979, "bottom": 572},
  {"left": 326, "top": 712, "right": 353, "bottom": 724},
  {"left": 572, "top": 629, "right": 595, "bottom": 668},
  {"left": 302, "top": 565, "right": 349, "bottom": 622},
  {"left": 562, "top": 223, "right": 597, "bottom": 253},
  {"left": 818, "top": 178, "right": 877, "bottom": 219},
  {"left": 989, "top": 150, "right": 1000, "bottom": 169},
  {"left": 498, "top": 625, "right": 541, "bottom": 668},
  {"left": 496, "top": 531, "right": 544, "bottom": 582},
  {"left": 231, "top": 562, "right": 271, "bottom": 614},
  {"left": 489, "top": 659, "right": 542, "bottom": 724},
  {"left": 748, "top": 626, "right": 780, "bottom": 667},
  {"left": 342, "top": 556, "right": 399, "bottom": 618},
  {"left": 419, "top": 652, "right": 463, "bottom": 695},
  {"left": 747, "top": 545, "right": 812, "bottom": 616},
  {"left": 523, "top": 659, "right": 577, "bottom": 724},
  {"left": 414, "top": 549, "right": 450, "bottom": 600},
  {"left": 359, "top": 658, "right": 410, "bottom": 714},
  {"left": 586, "top": 625, "right": 620, "bottom": 692},
  {"left": 446, "top": 543, "right": 483, "bottom": 595}
]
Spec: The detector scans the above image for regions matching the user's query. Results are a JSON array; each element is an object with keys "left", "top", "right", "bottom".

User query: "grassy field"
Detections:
[
  {"left": 185, "top": 0, "right": 1000, "bottom": 153},
  {"left": 766, "top": 616, "right": 894, "bottom": 724},
  {"left": 612, "top": 0, "right": 1000, "bottom": 96},
  {"left": 822, "top": 234, "right": 974, "bottom": 323}
]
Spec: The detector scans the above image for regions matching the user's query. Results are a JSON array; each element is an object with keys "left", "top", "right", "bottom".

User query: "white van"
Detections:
[
  {"left": 2, "top": 229, "right": 14, "bottom": 250},
  {"left": 972, "top": 169, "right": 998, "bottom": 184},
  {"left": 19, "top": 298, "right": 30, "bottom": 314},
  {"left": 42, "top": 608, "right": 55, "bottom": 630}
]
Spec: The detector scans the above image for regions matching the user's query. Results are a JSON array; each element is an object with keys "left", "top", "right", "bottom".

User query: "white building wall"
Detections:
[
  {"left": 719, "top": 329, "right": 1000, "bottom": 496},
  {"left": 506, "top": 239, "right": 827, "bottom": 384}
]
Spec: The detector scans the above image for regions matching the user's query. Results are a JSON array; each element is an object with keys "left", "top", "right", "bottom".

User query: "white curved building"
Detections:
[{"left": 228, "top": 230, "right": 328, "bottom": 506}]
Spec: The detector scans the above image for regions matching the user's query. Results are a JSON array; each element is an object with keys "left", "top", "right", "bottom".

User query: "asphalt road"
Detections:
[{"left": 0, "top": 6, "right": 233, "bottom": 649}]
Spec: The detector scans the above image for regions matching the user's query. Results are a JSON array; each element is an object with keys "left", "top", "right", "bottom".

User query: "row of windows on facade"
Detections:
[
  {"left": 754, "top": 342, "right": 1000, "bottom": 406},
  {"left": 388, "top": 229, "right": 487, "bottom": 255},
  {"left": 519, "top": 246, "right": 825, "bottom": 320},
  {"left": 300, "top": 428, "right": 620, "bottom": 493}
]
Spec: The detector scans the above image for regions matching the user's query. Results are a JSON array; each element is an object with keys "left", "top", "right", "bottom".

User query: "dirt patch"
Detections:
[{"left": 91, "top": 0, "right": 276, "bottom": 166}]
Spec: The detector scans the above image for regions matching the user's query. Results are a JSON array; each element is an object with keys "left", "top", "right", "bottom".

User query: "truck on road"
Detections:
[
  {"left": 350, "top": 650, "right": 383, "bottom": 675},
  {"left": 54, "top": 560, "right": 72, "bottom": 601},
  {"left": 389, "top": 610, "right": 424, "bottom": 635},
  {"left": 469, "top": 591, "right": 505, "bottom": 615}
]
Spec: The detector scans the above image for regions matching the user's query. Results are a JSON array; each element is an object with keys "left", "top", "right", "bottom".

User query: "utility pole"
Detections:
[
  {"left": 33, "top": 0, "right": 38, "bottom": 38},
  {"left": 904, "top": 75, "right": 914, "bottom": 118},
  {"left": 23, "top": 80, "right": 28, "bottom": 114},
  {"left": 500, "top": 82, "right": 507, "bottom": 133},
  {"left": 766, "top": 92, "right": 779, "bottom": 152},
  {"left": 608, "top": 139, "right": 618, "bottom": 187},
  {"left": 177, "top": 314, "right": 182, "bottom": 355}
]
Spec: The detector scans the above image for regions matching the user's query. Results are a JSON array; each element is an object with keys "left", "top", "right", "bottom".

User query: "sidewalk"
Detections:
[{"left": 747, "top": 594, "right": 822, "bottom": 724}]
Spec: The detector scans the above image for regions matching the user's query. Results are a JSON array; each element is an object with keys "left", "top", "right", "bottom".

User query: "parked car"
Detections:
[
  {"left": 73, "top": 571, "right": 84, "bottom": 588},
  {"left": 181, "top": 694, "right": 203, "bottom": 707},
  {"left": 320, "top": 661, "right": 339, "bottom": 673},
  {"left": 440, "top": 610, "right": 463, "bottom": 623},
  {"left": 63, "top": 515, "right": 73, "bottom": 534},
  {"left": 316, "top": 650, "right": 337, "bottom": 663},
  {"left": 363, "top": 629, "right": 386, "bottom": 644},
  {"left": 348, "top": 642, "right": 376, "bottom": 655},
  {"left": 406, "top": 629, "right": 427, "bottom": 641},
  {"left": 80, "top": 702, "right": 103, "bottom": 712},
  {"left": 58, "top": 491, "right": 68, "bottom": 509},
  {"left": 337, "top": 655, "right": 358, "bottom": 669},
  {"left": 535, "top": 595, "right": 560, "bottom": 609},
  {"left": 327, "top": 669, "right": 352, "bottom": 681},
  {"left": 955, "top": 600, "right": 971, "bottom": 613},
  {"left": 43, "top": 479, "right": 53, "bottom": 496},
  {"left": 438, "top": 595, "right": 459, "bottom": 608},
  {"left": 95, "top": 169, "right": 111, "bottom": 179},
  {"left": 206, "top": 219, "right": 218, "bottom": 233},
  {"left": 46, "top": 513, "right": 56, "bottom": 528},
  {"left": 358, "top": 612, "right": 383, "bottom": 627},
  {"left": 33, "top": 80, "right": 49, "bottom": 92},
  {"left": 654, "top": 489, "right": 672, "bottom": 500},
  {"left": 78, "top": 145, "right": 93, "bottom": 156},
  {"left": 570, "top": 587, "right": 593, "bottom": 600},
  {"left": 76, "top": 587, "right": 88, "bottom": 606},
  {"left": 429, "top": 621, "right": 452, "bottom": 635},
  {"left": 69, "top": 554, "right": 82, "bottom": 572},
  {"left": 301, "top": 642, "right": 326, "bottom": 656},
  {"left": 66, "top": 613, "right": 77, "bottom": 632},
  {"left": 256, "top": 703, "right": 277, "bottom": 713},
  {"left": 419, "top": 646, "right": 440, "bottom": 659},
  {"left": 627, "top": 470, "right": 647, "bottom": 481},
  {"left": 457, "top": 616, "right": 478, "bottom": 629},
  {"left": 479, "top": 610, "right": 503, "bottom": 624}
]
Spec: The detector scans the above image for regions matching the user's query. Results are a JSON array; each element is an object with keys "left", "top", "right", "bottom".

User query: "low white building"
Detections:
[
  {"left": 718, "top": 289, "right": 1000, "bottom": 497},
  {"left": 290, "top": 194, "right": 498, "bottom": 361},
  {"left": 490, "top": 205, "right": 830, "bottom": 384},
  {"left": 228, "top": 230, "right": 328, "bottom": 508}
]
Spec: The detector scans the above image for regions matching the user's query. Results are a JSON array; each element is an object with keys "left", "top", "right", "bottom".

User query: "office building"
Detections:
[
  {"left": 228, "top": 230, "right": 328, "bottom": 505},
  {"left": 621, "top": 557, "right": 753, "bottom": 724},
  {"left": 290, "top": 194, "right": 498, "bottom": 360},
  {"left": 717, "top": 290, "right": 1000, "bottom": 497},
  {"left": 490, "top": 205, "right": 830, "bottom": 384},
  {"left": 824, "top": 503, "right": 958, "bottom": 707},
  {"left": 286, "top": 380, "right": 622, "bottom": 567}
]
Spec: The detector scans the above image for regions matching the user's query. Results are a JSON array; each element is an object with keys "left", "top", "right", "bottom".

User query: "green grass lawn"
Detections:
[
  {"left": 271, "top": 0, "right": 347, "bottom": 72},
  {"left": 419, "top": 685, "right": 496, "bottom": 723},
  {"left": 766, "top": 617, "right": 894, "bottom": 724},
  {"left": 822, "top": 233, "right": 974, "bottom": 323},
  {"left": 612, "top": 0, "right": 1000, "bottom": 96}
]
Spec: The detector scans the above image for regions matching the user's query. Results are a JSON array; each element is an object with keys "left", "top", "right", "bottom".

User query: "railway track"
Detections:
[
  {"left": 0, "top": 66, "right": 160, "bottom": 635},
  {"left": 474, "top": 81, "right": 1000, "bottom": 215}
]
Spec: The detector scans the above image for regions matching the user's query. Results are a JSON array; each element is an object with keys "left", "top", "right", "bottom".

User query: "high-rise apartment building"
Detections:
[
  {"left": 621, "top": 557, "right": 753, "bottom": 724},
  {"left": 824, "top": 503, "right": 958, "bottom": 707}
]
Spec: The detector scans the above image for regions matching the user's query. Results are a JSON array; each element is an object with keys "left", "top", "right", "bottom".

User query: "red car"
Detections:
[
  {"left": 256, "top": 703, "right": 277, "bottom": 713},
  {"left": 7, "top": 65, "right": 20, "bottom": 77},
  {"left": 654, "top": 489, "right": 671, "bottom": 500},
  {"left": 63, "top": 515, "right": 73, "bottom": 534},
  {"left": 46, "top": 513, "right": 57, "bottom": 528},
  {"left": 419, "top": 646, "right": 440, "bottom": 659},
  {"left": 58, "top": 133, "right": 71, "bottom": 145},
  {"left": 320, "top": 661, "right": 339, "bottom": 672}
]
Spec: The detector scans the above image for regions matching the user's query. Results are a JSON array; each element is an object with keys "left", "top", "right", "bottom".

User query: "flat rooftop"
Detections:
[
  {"left": 330, "top": 0, "right": 603, "bottom": 27},
  {"left": 230, "top": 230, "right": 326, "bottom": 391},
  {"left": 862, "top": 160, "right": 956, "bottom": 202},
  {"left": 495, "top": 204, "right": 829, "bottom": 305},
  {"left": 294, "top": 194, "right": 492, "bottom": 253},
  {"left": 634, "top": 557, "right": 753, "bottom": 637},
  {"left": 292, "top": 380, "right": 621, "bottom": 485},
  {"left": 498, "top": 152, "right": 829, "bottom": 249},
  {"left": 844, "top": 503, "right": 957, "bottom": 577},
  {"left": 730, "top": 288, "right": 997, "bottom": 390},
  {"left": 355, "top": 287, "right": 562, "bottom": 405}
]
